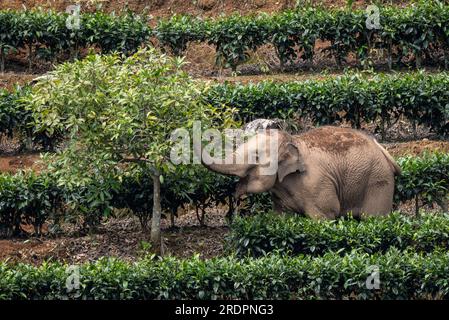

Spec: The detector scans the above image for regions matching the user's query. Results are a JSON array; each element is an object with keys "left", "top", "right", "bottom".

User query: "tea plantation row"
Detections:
[
  {"left": 2, "top": 72, "right": 448, "bottom": 152},
  {"left": 227, "top": 212, "right": 449, "bottom": 257},
  {"left": 0, "top": 152, "right": 447, "bottom": 238},
  {"left": 2, "top": 2, "right": 449, "bottom": 71},
  {"left": 1, "top": 249, "right": 448, "bottom": 299}
]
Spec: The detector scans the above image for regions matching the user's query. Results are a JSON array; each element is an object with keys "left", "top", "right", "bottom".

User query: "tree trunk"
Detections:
[
  {"left": 365, "top": 31, "right": 372, "bottom": 69},
  {"left": 444, "top": 50, "right": 448, "bottom": 70},
  {"left": 150, "top": 173, "right": 162, "bottom": 255},
  {"left": 28, "top": 41, "right": 33, "bottom": 73},
  {"left": 139, "top": 214, "right": 149, "bottom": 234},
  {"left": 415, "top": 195, "right": 419, "bottom": 217},
  {"left": 200, "top": 209, "right": 206, "bottom": 226},
  {"left": 170, "top": 210, "right": 175, "bottom": 228},
  {"left": 226, "top": 194, "right": 234, "bottom": 223},
  {"left": 25, "top": 129, "right": 33, "bottom": 151},
  {"left": 0, "top": 49, "right": 5, "bottom": 74},
  {"left": 412, "top": 119, "right": 417, "bottom": 140},
  {"left": 436, "top": 198, "right": 448, "bottom": 213},
  {"left": 387, "top": 39, "right": 392, "bottom": 71},
  {"left": 380, "top": 116, "right": 386, "bottom": 142},
  {"left": 415, "top": 52, "right": 421, "bottom": 69},
  {"left": 195, "top": 205, "right": 201, "bottom": 225}
]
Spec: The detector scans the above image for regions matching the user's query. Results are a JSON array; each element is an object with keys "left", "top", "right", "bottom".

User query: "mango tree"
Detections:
[{"left": 25, "top": 48, "right": 234, "bottom": 253}]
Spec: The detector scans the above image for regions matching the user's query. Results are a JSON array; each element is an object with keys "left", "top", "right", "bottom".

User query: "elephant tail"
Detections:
[{"left": 372, "top": 139, "right": 402, "bottom": 175}]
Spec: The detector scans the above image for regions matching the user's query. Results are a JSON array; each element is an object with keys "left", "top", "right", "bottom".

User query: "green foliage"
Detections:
[
  {"left": 207, "top": 72, "right": 449, "bottom": 135},
  {"left": 0, "top": 86, "right": 63, "bottom": 151},
  {"left": 0, "top": 152, "right": 446, "bottom": 238},
  {"left": 25, "top": 48, "right": 231, "bottom": 176},
  {"left": 22, "top": 48, "right": 235, "bottom": 245},
  {"left": 111, "top": 166, "right": 237, "bottom": 229},
  {"left": 154, "top": 2, "right": 449, "bottom": 70},
  {"left": 2, "top": 2, "right": 449, "bottom": 71},
  {"left": 0, "top": 170, "right": 64, "bottom": 237},
  {"left": 155, "top": 15, "right": 207, "bottom": 56},
  {"left": 395, "top": 152, "right": 449, "bottom": 212},
  {"left": 0, "top": 9, "right": 151, "bottom": 71},
  {"left": 207, "top": 14, "right": 270, "bottom": 71},
  {"left": 1, "top": 249, "right": 449, "bottom": 299},
  {"left": 82, "top": 11, "right": 151, "bottom": 55},
  {"left": 0, "top": 87, "right": 27, "bottom": 139},
  {"left": 2, "top": 71, "right": 449, "bottom": 146},
  {"left": 269, "top": 9, "right": 323, "bottom": 67},
  {"left": 227, "top": 212, "right": 449, "bottom": 257}
]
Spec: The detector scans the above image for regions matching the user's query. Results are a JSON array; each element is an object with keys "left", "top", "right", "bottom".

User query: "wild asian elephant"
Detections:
[{"left": 197, "top": 126, "right": 401, "bottom": 219}]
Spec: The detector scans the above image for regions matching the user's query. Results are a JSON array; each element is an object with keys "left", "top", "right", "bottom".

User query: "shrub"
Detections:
[
  {"left": 0, "top": 171, "right": 64, "bottom": 237},
  {"left": 395, "top": 152, "right": 449, "bottom": 213},
  {"left": 155, "top": 2, "right": 449, "bottom": 70},
  {"left": 1, "top": 249, "right": 449, "bottom": 300},
  {"left": 207, "top": 72, "right": 449, "bottom": 136},
  {"left": 0, "top": 9, "right": 151, "bottom": 71},
  {"left": 227, "top": 212, "right": 449, "bottom": 257}
]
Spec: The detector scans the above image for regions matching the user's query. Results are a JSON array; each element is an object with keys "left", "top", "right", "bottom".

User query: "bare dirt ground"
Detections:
[
  {"left": 0, "top": 209, "right": 229, "bottom": 265},
  {"left": 0, "top": 0, "right": 404, "bottom": 17},
  {"left": 0, "top": 153, "right": 41, "bottom": 173},
  {"left": 0, "top": 72, "right": 36, "bottom": 90},
  {"left": 385, "top": 139, "right": 449, "bottom": 157}
]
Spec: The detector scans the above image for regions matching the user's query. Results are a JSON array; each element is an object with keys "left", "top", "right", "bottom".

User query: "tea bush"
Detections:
[
  {"left": 2, "top": 72, "right": 449, "bottom": 149},
  {"left": 155, "top": 2, "right": 449, "bottom": 70},
  {"left": 207, "top": 72, "right": 449, "bottom": 136},
  {"left": 0, "top": 9, "right": 151, "bottom": 71},
  {"left": 227, "top": 212, "right": 449, "bottom": 257},
  {"left": 0, "top": 171, "right": 64, "bottom": 237},
  {"left": 1, "top": 249, "right": 448, "bottom": 299},
  {"left": 395, "top": 152, "right": 449, "bottom": 213},
  {"left": 2, "top": 2, "right": 449, "bottom": 72}
]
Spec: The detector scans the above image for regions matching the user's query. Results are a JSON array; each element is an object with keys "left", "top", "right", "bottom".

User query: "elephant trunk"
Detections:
[{"left": 194, "top": 140, "right": 250, "bottom": 177}]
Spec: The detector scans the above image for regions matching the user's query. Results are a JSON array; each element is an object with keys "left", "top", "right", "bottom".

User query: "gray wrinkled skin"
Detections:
[{"left": 199, "top": 126, "right": 401, "bottom": 220}]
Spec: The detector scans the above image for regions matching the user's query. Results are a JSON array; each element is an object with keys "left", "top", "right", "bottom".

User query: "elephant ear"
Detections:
[{"left": 278, "top": 143, "right": 305, "bottom": 183}]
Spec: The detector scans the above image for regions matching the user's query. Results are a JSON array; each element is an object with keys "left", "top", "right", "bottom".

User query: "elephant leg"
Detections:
[
  {"left": 273, "top": 201, "right": 284, "bottom": 214},
  {"left": 271, "top": 194, "right": 284, "bottom": 214},
  {"left": 304, "top": 189, "right": 340, "bottom": 220},
  {"left": 360, "top": 181, "right": 394, "bottom": 217},
  {"left": 304, "top": 205, "right": 333, "bottom": 219}
]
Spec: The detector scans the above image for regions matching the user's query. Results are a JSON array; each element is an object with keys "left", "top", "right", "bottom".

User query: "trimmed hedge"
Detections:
[
  {"left": 207, "top": 72, "right": 449, "bottom": 136},
  {"left": 0, "top": 9, "right": 151, "bottom": 72},
  {"left": 0, "top": 86, "right": 62, "bottom": 151},
  {"left": 0, "top": 171, "right": 64, "bottom": 237},
  {"left": 2, "top": 72, "right": 449, "bottom": 149},
  {"left": 0, "top": 88, "right": 26, "bottom": 139},
  {"left": 1, "top": 250, "right": 449, "bottom": 299},
  {"left": 395, "top": 152, "right": 449, "bottom": 212},
  {"left": 227, "top": 212, "right": 449, "bottom": 257},
  {"left": 157, "top": 2, "right": 449, "bottom": 70},
  {"left": 2, "top": 2, "right": 449, "bottom": 72}
]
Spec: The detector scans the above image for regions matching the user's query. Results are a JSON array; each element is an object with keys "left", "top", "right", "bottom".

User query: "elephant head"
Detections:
[{"left": 196, "top": 130, "right": 306, "bottom": 198}]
